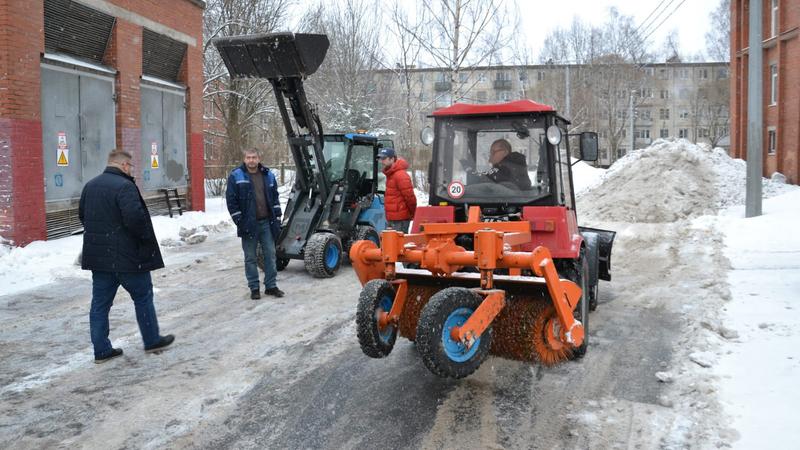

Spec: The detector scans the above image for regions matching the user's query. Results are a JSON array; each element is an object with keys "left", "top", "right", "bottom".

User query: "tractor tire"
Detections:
[
  {"left": 356, "top": 279, "right": 398, "bottom": 358},
  {"left": 416, "top": 287, "right": 493, "bottom": 379},
  {"left": 304, "top": 232, "right": 342, "bottom": 278},
  {"left": 589, "top": 280, "right": 599, "bottom": 311},
  {"left": 276, "top": 257, "right": 290, "bottom": 271},
  {"left": 355, "top": 225, "right": 380, "bottom": 247},
  {"left": 562, "top": 249, "right": 590, "bottom": 359}
]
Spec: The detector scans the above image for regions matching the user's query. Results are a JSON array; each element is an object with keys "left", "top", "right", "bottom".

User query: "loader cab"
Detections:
[
  {"left": 322, "top": 133, "right": 380, "bottom": 198},
  {"left": 425, "top": 100, "right": 597, "bottom": 219}
]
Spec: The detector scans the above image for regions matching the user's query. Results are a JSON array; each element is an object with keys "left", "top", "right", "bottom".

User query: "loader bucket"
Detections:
[{"left": 212, "top": 32, "right": 329, "bottom": 80}]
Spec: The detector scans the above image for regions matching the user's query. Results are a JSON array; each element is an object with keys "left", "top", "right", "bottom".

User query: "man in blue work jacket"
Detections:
[{"left": 226, "top": 148, "right": 284, "bottom": 299}]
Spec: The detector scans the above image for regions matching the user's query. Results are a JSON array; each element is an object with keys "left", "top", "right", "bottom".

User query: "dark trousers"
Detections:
[
  {"left": 241, "top": 219, "right": 277, "bottom": 291},
  {"left": 387, "top": 220, "right": 411, "bottom": 233},
  {"left": 90, "top": 271, "right": 160, "bottom": 358}
]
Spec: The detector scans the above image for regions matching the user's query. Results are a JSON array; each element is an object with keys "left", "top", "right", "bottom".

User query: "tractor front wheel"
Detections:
[
  {"left": 416, "top": 287, "right": 493, "bottom": 379},
  {"left": 356, "top": 279, "right": 398, "bottom": 358},
  {"left": 304, "top": 232, "right": 342, "bottom": 278}
]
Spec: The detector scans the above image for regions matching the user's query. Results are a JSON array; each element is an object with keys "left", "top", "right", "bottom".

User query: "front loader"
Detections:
[
  {"left": 351, "top": 100, "right": 616, "bottom": 378},
  {"left": 213, "top": 33, "right": 386, "bottom": 278}
]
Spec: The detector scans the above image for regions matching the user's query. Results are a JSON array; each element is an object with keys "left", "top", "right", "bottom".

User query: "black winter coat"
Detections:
[
  {"left": 79, "top": 167, "right": 164, "bottom": 272},
  {"left": 487, "top": 152, "right": 533, "bottom": 190}
]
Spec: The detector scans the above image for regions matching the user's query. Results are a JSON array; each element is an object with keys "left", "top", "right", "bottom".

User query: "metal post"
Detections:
[
  {"left": 280, "top": 162, "right": 285, "bottom": 185},
  {"left": 629, "top": 90, "right": 635, "bottom": 152},
  {"left": 565, "top": 65, "right": 571, "bottom": 119},
  {"left": 746, "top": 0, "right": 763, "bottom": 217}
]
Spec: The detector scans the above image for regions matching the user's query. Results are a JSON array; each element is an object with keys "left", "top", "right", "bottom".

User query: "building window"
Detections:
[
  {"left": 477, "top": 72, "right": 487, "bottom": 83},
  {"left": 518, "top": 70, "right": 528, "bottom": 81},
  {"left": 643, "top": 67, "right": 654, "bottom": 76},
  {"left": 660, "top": 129, "right": 669, "bottom": 138},
  {"left": 658, "top": 68, "right": 669, "bottom": 80},
  {"left": 770, "top": 64, "right": 778, "bottom": 105},
  {"left": 659, "top": 108, "right": 670, "bottom": 120},
  {"left": 678, "top": 69, "right": 689, "bottom": 79},
  {"left": 697, "top": 68, "right": 709, "bottom": 79},
  {"left": 636, "top": 129, "right": 651, "bottom": 139},
  {"left": 496, "top": 71, "right": 510, "bottom": 81},
  {"left": 768, "top": 128, "right": 777, "bottom": 154},
  {"left": 459, "top": 72, "right": 468, "bottom": 82},
  {"left": 717, "top": 68, "right": 729, "bottom": 79},
  {"left": 660, "top": 89, "right": 670, "bottom": 99},
  {"left": 678, "top": 128, "right": 689, "bottom": 138},
  {"left": 771, "top": 0, "right": 779, "bottom": 37},
  {"left": 617, "top": 110, "right": 626, "bottom": 120},
  {"left": 640, "top": 109, "right": 651, "bottom": 120},
  {"left": 496, "top": 91, "right": 512, "bottom": 102},
  {"left": 477, "top": 91, "right": 487, "bottom": 103},
  {"left": 619, "top": 148, "right": 627, "bottom": 157},
  {"left": 537, "top": 71, "right": 546, "bottom": 81},
  {"left": 639, "top": 88, "right": 653, "bottom": 98},
  {"left": 699, "top": 128, "right": 709, "bottom": 138}
]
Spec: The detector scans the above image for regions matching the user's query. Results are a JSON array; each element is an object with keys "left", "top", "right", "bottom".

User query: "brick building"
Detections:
[
  {"left": 731, "top": 0, "right": 799, "bottom": 184},
  {"left": 0, "top": 0, "right": 206, "bottom": 245}
]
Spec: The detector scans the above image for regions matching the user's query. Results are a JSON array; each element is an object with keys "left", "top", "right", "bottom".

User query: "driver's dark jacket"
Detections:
[
  {"left": 226, "top": 163, "right": 282, "bottom": 240},
  {"left": 486, "top": 152, "right": 532, "bottom": 190}
]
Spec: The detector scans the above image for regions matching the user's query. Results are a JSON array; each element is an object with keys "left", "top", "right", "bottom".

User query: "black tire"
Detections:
[
  {"left": 589, "top": 280, "right": 599, "bottom": 311},
  {"left": 355, "top": 225, "right": 380, "bottom": 246},
  {"left": 416, "top": 287, "right": 493, "bottom": 379},
  {"left": 356, "top": 279, "right": 398, "bottom": 358},
  {"left": 276, "top": 257, "right": 290, "bottom": 271},
  {"left": 304, "top": 232, "right": 342, "bottom": 278},
  {"left": 562, "top": 249, "right": 590, "bottom": 359}
]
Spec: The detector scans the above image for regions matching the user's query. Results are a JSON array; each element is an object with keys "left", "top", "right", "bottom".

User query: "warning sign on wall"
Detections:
[
  {"left": 151, "top": 142, "right": 158, "bottom": 155},
  {"left": 57, "top": 149, "right": 69, "bottom": 167},
  {"left": 57, "top": 131, "right": 69, "bottom": 166},
  {"left": 151, "top": 154, "right": 159, "bottom": 169}
]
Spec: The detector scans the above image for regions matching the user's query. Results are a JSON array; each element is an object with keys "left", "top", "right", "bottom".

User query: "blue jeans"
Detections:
[
  {"left": 90, "top": 271, "right": 160, "bottom": 358},
  {"left": 242, "top": 219, "right": 277, "bottom": 291}
]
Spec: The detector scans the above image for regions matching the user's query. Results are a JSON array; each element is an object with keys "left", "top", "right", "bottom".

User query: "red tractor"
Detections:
[{"left": 350, "top": 100, "right": 615, "bottom": 379}]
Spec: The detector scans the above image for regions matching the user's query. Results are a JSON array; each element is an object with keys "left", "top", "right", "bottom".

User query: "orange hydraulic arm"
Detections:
[{"left": 350, "top": 207, "right": 585, "bottom": 349}]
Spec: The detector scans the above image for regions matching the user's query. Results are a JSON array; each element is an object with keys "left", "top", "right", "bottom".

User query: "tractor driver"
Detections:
[{"left": 481, "top": 138, "right": 533, "bottom": 190}]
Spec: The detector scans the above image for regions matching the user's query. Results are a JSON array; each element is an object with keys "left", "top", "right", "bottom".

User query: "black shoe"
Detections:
[
  {"left": 145, "top": 335, "right": 175, "bottom": 353},
  {"left": 250, "top": 289, "right": 261, "bottom": 300},
  {"left": 264, "top": 287, "right": 285, "bottom": 298},
  {"left": 94, "top": 348, "right": 123, "bottom": 364}
]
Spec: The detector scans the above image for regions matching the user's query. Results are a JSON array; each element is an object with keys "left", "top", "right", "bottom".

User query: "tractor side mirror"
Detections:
[
  {"left": 420, "top": 127, "right": 434, "bottom": 146},
  {"left": 579, "top": 132, "right": 598, "bottom": 162}
]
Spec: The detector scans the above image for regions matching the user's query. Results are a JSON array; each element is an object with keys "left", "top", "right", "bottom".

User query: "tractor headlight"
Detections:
[
  {"left": 546, "top": 125, "right": 562, "bottom": 146},
  {"left": 420, "top": 127, "right": 434, "bottom": 146}
]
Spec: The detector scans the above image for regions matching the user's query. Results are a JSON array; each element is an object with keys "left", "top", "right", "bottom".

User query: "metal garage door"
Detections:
[
  {"left": 40, "top": 65, "right": 116, "bottom": 202},
  {"left": 141, "top": 83, "right": 187, "bottom": 191}
]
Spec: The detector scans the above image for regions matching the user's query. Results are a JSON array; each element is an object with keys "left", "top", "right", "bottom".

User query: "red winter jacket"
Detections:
[{"left": 382, "top": 158, "right": 417, "bottom": 221}]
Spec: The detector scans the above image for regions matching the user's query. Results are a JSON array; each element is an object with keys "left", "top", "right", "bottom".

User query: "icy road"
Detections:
[{"left": 0, "top": 218, "right": 730, "bottom": 449}]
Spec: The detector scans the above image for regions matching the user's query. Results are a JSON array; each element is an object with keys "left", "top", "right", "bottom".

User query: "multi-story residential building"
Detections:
[
  {"left": 731, "top": 0, "right": 799, "bottom": 184},
  {"left": 378, "top": 61, "right": 729, "bottom": 168}
]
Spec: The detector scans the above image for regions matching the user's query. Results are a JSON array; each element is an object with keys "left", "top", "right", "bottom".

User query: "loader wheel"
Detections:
[
  {"left": 355, "top": 225, "right": 380, "bottom": 247},
  {"left": 304, "top": 232, "right": 342, "bottom": 278},
  {"left": 276, "top": 257, "right": 290, "bottom": 271},
  {"left": 356, "top": 279, "right": 398, "bottom": 358},
  {"left": 416, "top": 288, "right": 493, "bottom": 379},
  {"left": 257, "top": 246, "right": 289, "bottom": 272}
]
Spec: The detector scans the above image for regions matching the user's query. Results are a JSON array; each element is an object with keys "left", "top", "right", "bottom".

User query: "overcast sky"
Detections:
[{"left": 288, "top": 0, "right": 723, "bottom": 62}]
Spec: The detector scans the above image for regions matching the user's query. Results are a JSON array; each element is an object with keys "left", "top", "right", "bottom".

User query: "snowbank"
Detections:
[
  {"left": 578, "top": 139, "right": 791, "bottom": 223},
  {"left": 571, "top": 159, "right": 606, "bottom": 195},
  {"left": 0, "top": 198, "right": 233, "bottom": 297}
]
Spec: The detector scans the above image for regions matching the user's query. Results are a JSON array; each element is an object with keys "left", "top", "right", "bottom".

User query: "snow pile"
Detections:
[
  {"left": 571, "top": 159, "right": 606, "bottom": 195},
  {"left": 0, "top": 197, "right": 233, "bottom": 297},
  {"left": 578, "top": 139, "right": 792, "bottom": 223}
]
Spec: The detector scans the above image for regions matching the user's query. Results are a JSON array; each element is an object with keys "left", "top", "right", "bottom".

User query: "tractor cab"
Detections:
[{"left": 424, "top": 100, "right": 598, "bottom": 219}]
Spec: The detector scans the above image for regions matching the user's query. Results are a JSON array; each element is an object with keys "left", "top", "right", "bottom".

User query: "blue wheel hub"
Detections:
[
  {"left": 441, "top": 307, "right": 480, "bottom": 362},
  {"left": 377, "top": 294, "right": 395, "bottom": 343},
  {"left": 324, "top": 242, "right": 339, "bottom": 269}
]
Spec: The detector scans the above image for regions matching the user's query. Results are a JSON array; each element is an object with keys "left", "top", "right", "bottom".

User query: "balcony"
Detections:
[
  {"left": 493, "top": 79, "right": 512, "bottom": 90},
  {"left": 434, "top": 81, "right": 452, "bottom": 92}
]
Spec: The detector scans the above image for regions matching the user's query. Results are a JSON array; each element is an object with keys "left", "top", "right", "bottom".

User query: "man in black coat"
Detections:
[
  {"left": 485, "top": 138, "right": 533, "bottom": 190},
  {"left": 79, "top": 150, "right": 174, "bottom": 363}
]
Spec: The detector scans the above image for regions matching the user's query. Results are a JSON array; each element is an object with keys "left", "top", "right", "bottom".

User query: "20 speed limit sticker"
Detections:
[{"left": 447, "top": 181, "right": 465, "bottom": 199}]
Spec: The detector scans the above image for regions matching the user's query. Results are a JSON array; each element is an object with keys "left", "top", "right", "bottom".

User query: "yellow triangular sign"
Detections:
[
  {"left": 151, "top": 155, "right": 159, "bottom": 169},
  {"left": 57, "top": 150, "right": 68, "bottom": 166}
]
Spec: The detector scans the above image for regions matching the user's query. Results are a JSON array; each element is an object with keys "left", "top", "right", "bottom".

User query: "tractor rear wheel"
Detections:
[
  {"left": 356, "top": 279, "right": 398, "bottom": 358},
  {"left": 304, "top": 232, "right": 342, "bottom": 278},
  {"left": 416, "top": 287, "right": 493, "bottom": 379}
]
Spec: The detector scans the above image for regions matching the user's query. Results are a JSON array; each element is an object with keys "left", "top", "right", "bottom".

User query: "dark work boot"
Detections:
[
  {"left": 264, "top": 287, "right": 285, "bottom": 298},
  {"left": 251, "top": 289, "right": 261, "bottom": 300},
  {"left": 94, "top": 348, "right": 123, "bottom": 364},
  {"left": 145, "top": 335, "right": 175, "bottom": 353}
]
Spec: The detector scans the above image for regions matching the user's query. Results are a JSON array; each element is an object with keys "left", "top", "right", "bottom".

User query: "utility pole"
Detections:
[
  {"left": 565, "top": 65, "right": 571, "bottom": 119},
  {"left": 628, "top": 90, "right": 635, "bottom": 152},
  {"left": 746, "top": 0, "right": 763, "bottom": 217}
]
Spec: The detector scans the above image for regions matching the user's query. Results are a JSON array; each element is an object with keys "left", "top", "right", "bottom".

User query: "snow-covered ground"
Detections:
[{"left": 1, "top": 139, "right": 798, "bottom": 448}]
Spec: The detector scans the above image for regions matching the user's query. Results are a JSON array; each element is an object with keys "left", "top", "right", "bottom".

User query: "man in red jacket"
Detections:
[{"left": 379, "top": 148, "right": 417, "bottom": 232}]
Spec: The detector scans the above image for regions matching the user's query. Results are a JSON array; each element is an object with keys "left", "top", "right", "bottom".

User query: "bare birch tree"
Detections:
[{"left": 705, "top": 0, "right": 731, "bottom": 62}]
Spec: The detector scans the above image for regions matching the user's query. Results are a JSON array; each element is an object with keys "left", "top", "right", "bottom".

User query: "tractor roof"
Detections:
[{"left": 431, "top": 99, "right": 556, "bottom": 117}]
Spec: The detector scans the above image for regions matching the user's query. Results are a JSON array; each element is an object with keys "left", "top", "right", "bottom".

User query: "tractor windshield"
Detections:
[
  {"left": 434, "top": 115, "right": 549, "bottom": 204},
  {"left": 322, "top": 138, "right": 348, "bottom": 181}
]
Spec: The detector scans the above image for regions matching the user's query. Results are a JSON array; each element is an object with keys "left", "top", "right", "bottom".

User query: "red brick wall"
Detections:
[
  {"left": 0, "top": 0, "right": 205, "bottom": 245},
  {"left": 731, "top": 0, "right": 800, "bottom": 184},
  {"left": 0, "top": 0, "right": 46, "bottom": 245}
]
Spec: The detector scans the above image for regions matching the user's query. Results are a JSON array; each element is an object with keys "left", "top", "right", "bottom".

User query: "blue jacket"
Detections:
[
  {"left": 225, "top": 163, "right": 282, "bottom": 240},
  {"left": 79, "top": 167, "right": 164, "bottom": 272}
]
